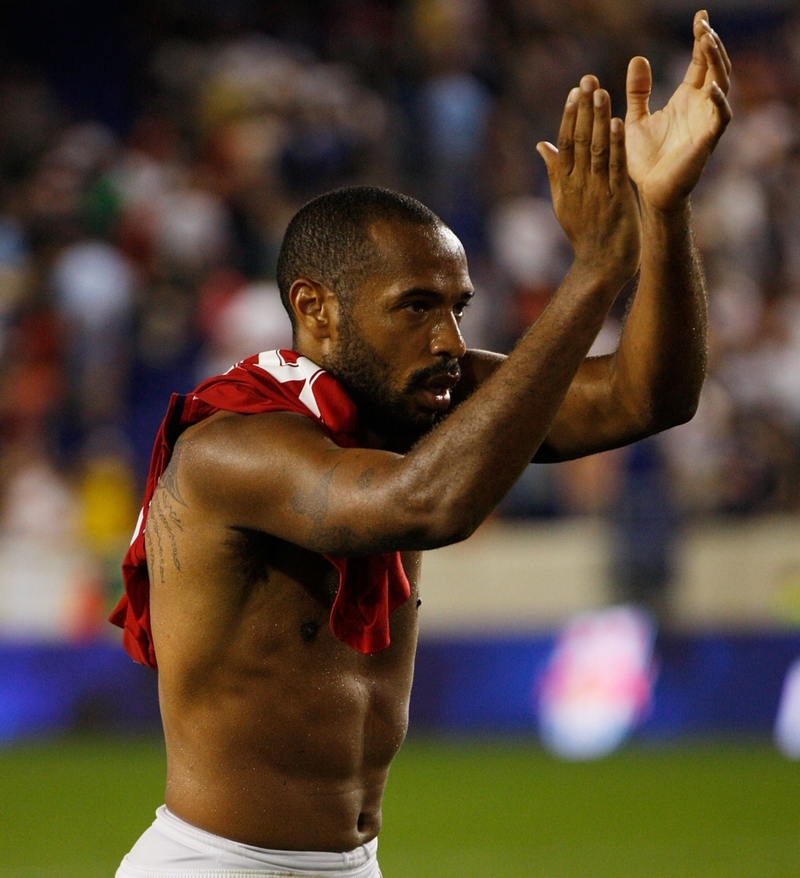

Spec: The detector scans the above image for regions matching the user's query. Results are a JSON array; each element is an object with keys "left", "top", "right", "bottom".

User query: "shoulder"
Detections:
[
  {"left": 168, "top": 409, "right": 343, "bottom": 510},
  {"left": 185, "top": 407, "right": 324, "bottom": 445},
  {"left": 181, "top": 409, "right": 338, "bottom": 474}
]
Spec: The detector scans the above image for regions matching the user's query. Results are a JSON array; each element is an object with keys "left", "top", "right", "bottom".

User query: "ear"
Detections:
[{"left": 288, "top": 278, "right": 339, "bottom": 341}]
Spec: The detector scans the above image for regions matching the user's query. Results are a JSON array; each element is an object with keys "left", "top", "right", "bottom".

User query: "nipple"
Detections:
[{"left": 300, "top": 620, "right": 320, "bottom": 643}]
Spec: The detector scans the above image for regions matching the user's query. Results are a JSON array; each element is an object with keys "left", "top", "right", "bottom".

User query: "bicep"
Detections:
[
  {"left": 177, "top": 412, "right": 427, "bottom": 556},
  {"left": 534, "top": 354, "right": 651, "bottom": 461},
  {"left": 460, "top": 349, "right": 640, "bottom": 462},
  {"left": 452, "top": 349, "right": 506, "bottom": 406}
]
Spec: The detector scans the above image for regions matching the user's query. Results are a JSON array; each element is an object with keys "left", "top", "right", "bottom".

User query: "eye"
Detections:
[
  {"left": 454, "top": 300, "right": 471, "bottom": 317},
  {"left": 404, "top": 300, "right": 429, "bottom": 314}
]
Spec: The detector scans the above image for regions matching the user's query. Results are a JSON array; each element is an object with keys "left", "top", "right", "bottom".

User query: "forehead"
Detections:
[{"left": 364, "top": 218, "right": 471, "bottom": 292}]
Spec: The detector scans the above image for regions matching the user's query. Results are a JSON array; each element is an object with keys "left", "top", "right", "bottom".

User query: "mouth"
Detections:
[{"left": 416, "top": 371, "right": 460, "bottom": 413}]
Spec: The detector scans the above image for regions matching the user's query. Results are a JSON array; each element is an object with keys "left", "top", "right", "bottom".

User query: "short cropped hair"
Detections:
[{"left": 276, "top": 186, "right": 444, "bottom": 330}]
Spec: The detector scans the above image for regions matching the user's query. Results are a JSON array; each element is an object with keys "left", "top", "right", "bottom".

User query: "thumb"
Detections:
[
  {"left": 536, "top": 141, "right": 558, "bottom": 179},
  {"left": 626, "top": 56, "right": 652, "bottom": 125}
]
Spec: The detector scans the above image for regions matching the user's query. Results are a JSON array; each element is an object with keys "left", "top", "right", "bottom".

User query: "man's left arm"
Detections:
[{"left": 463, "top": 10, "right": 732, "bottom": 462}]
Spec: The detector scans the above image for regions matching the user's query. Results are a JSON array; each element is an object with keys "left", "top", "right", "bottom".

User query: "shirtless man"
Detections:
[{"left": 114, "top": 12, "right": 731, "bottom": 876}]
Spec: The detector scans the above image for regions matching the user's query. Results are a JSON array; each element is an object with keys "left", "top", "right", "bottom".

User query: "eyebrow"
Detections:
[{"left": 397, "top": 287, "right": 475, "bottom": 302}]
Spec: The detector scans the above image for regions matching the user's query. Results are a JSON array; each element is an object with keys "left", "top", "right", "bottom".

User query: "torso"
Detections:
[{"left": 146, "top": 461, "right": 421, "bottom": 852}]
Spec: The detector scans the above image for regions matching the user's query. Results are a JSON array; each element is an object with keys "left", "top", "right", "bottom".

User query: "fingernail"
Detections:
[
  {"left": 567, "top": 87, "right": 580, "bottom": 105},
  {"left": 594, "top": 90, "right": 604, "bottom": 107}
]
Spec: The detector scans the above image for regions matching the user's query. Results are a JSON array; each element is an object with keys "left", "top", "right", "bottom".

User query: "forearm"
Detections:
[
  {"left": 201, "top": 262, "right": 629, "bottom": 558},
  {"left": 398, "top": 261, "right": 625, "bottom": 544},
  {"left": 217, "top": 75, "right": 647, "bottom": 556},
  {"left": 614, "top": 197, "right": 708, "bottom": 432}
]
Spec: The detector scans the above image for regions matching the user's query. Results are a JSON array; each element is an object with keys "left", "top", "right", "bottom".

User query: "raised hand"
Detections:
[
  {"left": 625, "top": 10, "right": 732, "bottom": 212},
  {"left": 537, "top": 75, "right": 642, "bottom": 287}
]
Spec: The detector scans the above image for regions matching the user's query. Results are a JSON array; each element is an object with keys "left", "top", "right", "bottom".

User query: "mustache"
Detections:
[{"left": 407, "top": 360, "right": 462, "bottom": 389}]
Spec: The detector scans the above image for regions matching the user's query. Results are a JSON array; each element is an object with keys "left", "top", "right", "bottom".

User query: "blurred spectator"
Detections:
[{"left": 0, "top": 1, "right": 800, "bottom": 637}]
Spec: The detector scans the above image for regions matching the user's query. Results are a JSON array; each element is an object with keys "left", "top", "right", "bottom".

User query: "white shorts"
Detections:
[{"left": 116, "top": 806, "right": 383, "bottom": 878}]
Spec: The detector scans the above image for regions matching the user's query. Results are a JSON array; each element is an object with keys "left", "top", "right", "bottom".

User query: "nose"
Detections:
[{"left": 430, "top": 312, "right": 467, "bottom": 359}]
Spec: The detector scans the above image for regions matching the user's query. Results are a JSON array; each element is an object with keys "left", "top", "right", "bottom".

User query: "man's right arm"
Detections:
[{"left": 177, "top": 83, "right": 639, "bottom": 557}]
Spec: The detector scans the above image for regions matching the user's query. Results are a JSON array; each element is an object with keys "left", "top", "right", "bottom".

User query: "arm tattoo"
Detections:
[
  {"left": 290, "top": 464, "right": 363, "bottom": 554},
  {"left": 290, "top": 466, "right": 335, "bottom": 523},
  {"left": 357, "top": 468, "right": 374, "bottom": 489}
]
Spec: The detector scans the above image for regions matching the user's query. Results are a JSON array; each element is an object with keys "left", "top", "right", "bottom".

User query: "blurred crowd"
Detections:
[{"left": 0, "top": 0, "right": 798, "bottom": 628}]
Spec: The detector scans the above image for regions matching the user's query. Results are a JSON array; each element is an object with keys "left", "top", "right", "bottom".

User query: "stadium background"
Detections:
[{"left": 0, "top": 0, "right": 799, "bottom": 874}]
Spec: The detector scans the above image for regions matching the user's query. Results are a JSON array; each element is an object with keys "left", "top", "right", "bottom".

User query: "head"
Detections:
[{"left": 276, "top": 186, "right": 473, "bottom": 446}]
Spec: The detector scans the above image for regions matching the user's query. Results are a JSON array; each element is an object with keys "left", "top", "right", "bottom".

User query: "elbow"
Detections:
[
  {"left": 646, "top": 386, "right": 701, "bottom": 436},
  {"left": 663, "top": 380, "right": 703, "bottom": 429},
  {"left": 432, "top": 510, "right": 481, "bottom": 547},
  {"left": 400, "top": 488, "right": 483, "bottom": 550},
  {"left": 658, "top": 355, "right": 708, "bottom": 430},
  {"left": 671, "top": 396, "right": 700, "bottom": 428},
  {"left": 422, "top": 517, "right": 480, "bottom": 550}
]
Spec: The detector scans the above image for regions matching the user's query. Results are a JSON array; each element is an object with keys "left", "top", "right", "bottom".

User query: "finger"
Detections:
[
  {"left": 572, "top": 75, "right": 599, "bottom": 176},
  {"left": 714, "top": 31, "right": 732, "bottom": 79},
  {"left": 590, "top": 88, "right": 611, "bottom": 180},
  {"left": 706, "top": 16, "right": 732, "bottom": 78},
  {"left": 694, "top": 12, "right": 731, "bottom": 95},
  {"left": 625, "top": 56, "right": 651, "bottom": 126},
  {"left": 608, "top": 117, "right": 630, "bottom": 195},
  {"left": 704, "top": 80, "right": 733, "bottom": 134},
  {"left": 700, "top": 32, "right": 730, "bottom": 96},
  {"left": 684, "top": 10, "right": 714, "bottom": 90},
  {"left": 555, "top": 87, "right": 580, "bottom": 175},
  {"left": 700, "top": 17, "right": 731, "bottom": 93}
]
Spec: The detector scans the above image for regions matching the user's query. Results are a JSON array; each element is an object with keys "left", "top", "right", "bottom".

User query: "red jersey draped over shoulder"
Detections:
[{"left": 109, "top": 349, "right": 412, "bottom": 669}]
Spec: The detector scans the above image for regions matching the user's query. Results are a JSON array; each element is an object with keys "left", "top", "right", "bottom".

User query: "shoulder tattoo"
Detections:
[
  {"left": 159, "top": 436, "right": 188, "bottom": 507},
  {"left": 146, "top": 439, "right": 188, "bottom": 581},
  {"left": 146, "top": 491, "right": 184, "bottom": 582}
]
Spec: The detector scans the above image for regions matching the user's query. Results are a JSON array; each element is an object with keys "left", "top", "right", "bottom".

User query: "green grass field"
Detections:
[{"left": 0, "top": 735, "right": 798, "bottom": 877}]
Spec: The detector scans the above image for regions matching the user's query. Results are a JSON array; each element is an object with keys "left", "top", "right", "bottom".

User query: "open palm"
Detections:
[{"left": 625, "top": 12, "right": 732, "bottom": 212}]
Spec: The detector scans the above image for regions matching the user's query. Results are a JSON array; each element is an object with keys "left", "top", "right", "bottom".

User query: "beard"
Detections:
[{"left": 323, "top": 315, "right": 461, "bottom": 450}]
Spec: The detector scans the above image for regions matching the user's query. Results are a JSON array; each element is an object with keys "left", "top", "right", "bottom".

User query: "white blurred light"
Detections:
[
  {"left": 774, "top": 656, "right": 800, "bottom": 759},
  {"left": 536, "top": 604, "right": 657, "bottom": 760}
]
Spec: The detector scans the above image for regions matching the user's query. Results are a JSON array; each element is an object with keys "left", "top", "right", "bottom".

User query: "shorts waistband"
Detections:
[{"left": 153, "top": 806, "right": 379, "bottom": 874}]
